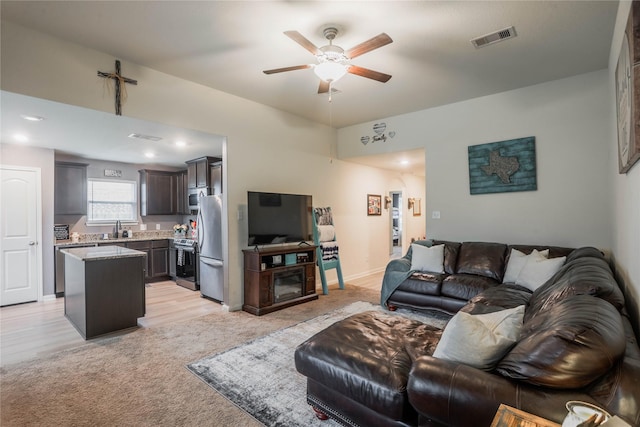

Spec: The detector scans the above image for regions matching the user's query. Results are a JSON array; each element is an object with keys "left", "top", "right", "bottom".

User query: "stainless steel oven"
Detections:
[{"left": 170, "top": 238, "right": 199, "bottom": 290}]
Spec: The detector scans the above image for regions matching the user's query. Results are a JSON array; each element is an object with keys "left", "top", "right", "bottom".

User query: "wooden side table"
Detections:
[{"left": 491, "top": 404, "right": 561, "bottom": 427}]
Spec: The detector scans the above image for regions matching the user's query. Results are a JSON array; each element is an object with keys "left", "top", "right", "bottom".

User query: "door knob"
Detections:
[{"left": 28, "top": 241, "right": 36, "bottom": 246}]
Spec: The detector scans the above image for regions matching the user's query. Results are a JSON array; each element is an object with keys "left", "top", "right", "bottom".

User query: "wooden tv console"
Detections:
[{"left": 242, "top": 245, "right": 318, "bottom": 315}]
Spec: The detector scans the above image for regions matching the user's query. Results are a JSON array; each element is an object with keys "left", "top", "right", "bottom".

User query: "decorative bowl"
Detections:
[{"left": 562, "top": 401, "right": 611, "bottom": 427}]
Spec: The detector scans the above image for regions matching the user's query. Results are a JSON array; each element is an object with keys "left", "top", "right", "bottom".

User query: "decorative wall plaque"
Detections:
[{"left": 468, "top": 137, "right": 537, "bottom": 195}]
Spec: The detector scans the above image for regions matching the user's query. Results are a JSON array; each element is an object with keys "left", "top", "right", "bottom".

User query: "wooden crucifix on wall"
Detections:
[{"left": 97, "top": 60, "right": 137, "bottom": 116}]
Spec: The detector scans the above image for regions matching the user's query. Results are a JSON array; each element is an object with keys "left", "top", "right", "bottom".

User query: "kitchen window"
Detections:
[{"left": 87, "top": 179, "right": 137, "bottom": 223}]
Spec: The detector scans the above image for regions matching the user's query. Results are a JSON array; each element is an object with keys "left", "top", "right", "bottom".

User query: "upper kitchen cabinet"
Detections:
[
  {"left": 139, "top": 170, "right": 176, "bottom": 216},
  {"left": 55, "top": 162, "right": 88, "bottom": 215},
  {"left": 210, "top": 160, "right": 222, "bottom": 195},
  {"left": 175, "top": 170, "right": 190, "bottom": 215},
  {"left": 186, "top": 156, "right": 221, "bottom": 189}
]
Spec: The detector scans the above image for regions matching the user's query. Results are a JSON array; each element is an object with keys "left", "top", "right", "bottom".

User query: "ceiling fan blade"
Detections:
[
  {"left": 318, "top": 80, "right": 330, "bottom": 94},
  {"left": 284, "top": 30, "right": 321, "bottom": 55},
  {"left": 263, "top": 64, "right": 312, "bottom": 75},
  {"left": 345, "top": 33, "right": 393, "bottom": 59},
  {"left": 347, "top": 65, "right": 392, "bottom": 83}
]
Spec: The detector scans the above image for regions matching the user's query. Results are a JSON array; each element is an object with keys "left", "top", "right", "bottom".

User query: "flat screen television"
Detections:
[{"left": 247, "top": 191, "right": 313, "bottom": 246}]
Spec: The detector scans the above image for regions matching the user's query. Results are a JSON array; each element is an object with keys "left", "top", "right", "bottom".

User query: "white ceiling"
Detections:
[{"left": 0, "top": 1, "right": 618, "bottom": 172}]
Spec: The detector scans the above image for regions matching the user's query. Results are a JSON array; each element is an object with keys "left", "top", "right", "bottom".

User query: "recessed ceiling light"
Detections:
[
  {"left": 20, "top": 114, "right": 45, "bottom": 122},
  {"left": 175, "top": 140, "right": 186, "bottom": 147},
  {"left": 13, "top": 133, "right": 28, "bottom": 142},
  {"left": 400, "top": 160, "right": 409, "bottom": 166},
  {"left": 144, "top": 152, "right": 155, "bottom": 158}
]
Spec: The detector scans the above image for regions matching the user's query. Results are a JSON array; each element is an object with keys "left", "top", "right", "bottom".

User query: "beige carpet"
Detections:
[{"left": 1, "top": 286, "right": 379, "bottom": 426}]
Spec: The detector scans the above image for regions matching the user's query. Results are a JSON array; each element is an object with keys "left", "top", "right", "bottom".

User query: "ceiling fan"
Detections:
[{"left": 263, "top": 26, "right": 393, "bottom": 94}]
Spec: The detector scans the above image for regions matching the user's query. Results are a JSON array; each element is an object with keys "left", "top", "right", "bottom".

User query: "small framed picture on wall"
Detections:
[{"left": 367, "top": 194, "right": 382, "bottom": 216}]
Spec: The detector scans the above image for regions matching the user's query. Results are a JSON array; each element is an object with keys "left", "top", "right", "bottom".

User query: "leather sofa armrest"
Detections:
[{"left": 407, "top": 356, "right": 573, "bottom": 426}]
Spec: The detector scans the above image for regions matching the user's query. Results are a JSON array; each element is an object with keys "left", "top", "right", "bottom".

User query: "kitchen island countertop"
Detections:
[{"left": 61, "top": 245, "right": 146, "bottom": 261}]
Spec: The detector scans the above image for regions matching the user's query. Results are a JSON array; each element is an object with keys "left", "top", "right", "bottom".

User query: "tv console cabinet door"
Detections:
[
  {"left": 305, "top": 265, "right": 316, "bottom": 295},
  {"left": 259, "top": 272, "right": 273, "bottom": 307}
]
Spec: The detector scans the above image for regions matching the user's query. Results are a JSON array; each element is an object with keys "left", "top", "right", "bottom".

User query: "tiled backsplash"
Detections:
[{"left": 70, "top": 230, "right": 174, "bottom": 243}]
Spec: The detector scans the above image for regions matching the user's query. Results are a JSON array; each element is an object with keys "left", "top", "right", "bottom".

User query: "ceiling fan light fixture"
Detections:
[{"left": 314, "top": 60, "right": 347, "bottom": 83}]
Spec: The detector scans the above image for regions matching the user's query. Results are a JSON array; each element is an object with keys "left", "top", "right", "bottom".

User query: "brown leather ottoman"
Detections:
[{"left": 295, "top": 310, "right": 443, "bottom": 426}]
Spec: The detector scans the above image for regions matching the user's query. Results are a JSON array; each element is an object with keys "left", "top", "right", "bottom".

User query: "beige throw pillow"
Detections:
[
  {"left": 410, "top": 243, "right": 445, "bottom": 273},
  {"left": 503, "top": 249, "right": 549, "bottom": 283},
  {"left": 515, "top": 255, "right": 566, "bottom": 291},
  {"left": 433, "top": 305, "right": 525, "bottom": 371}
]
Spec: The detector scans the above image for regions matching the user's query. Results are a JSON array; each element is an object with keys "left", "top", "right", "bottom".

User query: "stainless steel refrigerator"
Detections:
[{"left": 197, "top": 194, "right": 224, "bottom": 302}]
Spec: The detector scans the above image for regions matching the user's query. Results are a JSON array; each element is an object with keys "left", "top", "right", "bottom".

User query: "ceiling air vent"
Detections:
[
  {"left": 128, "top": 133, "right": 162, "bottom": 142},
  {"left": 471, "top": 26, "right": 517, "bottom": 48}
]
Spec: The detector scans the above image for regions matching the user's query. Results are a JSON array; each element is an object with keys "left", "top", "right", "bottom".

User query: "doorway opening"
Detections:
[{"left": 389, "top": 191, "right": 402, "bottom": 259}]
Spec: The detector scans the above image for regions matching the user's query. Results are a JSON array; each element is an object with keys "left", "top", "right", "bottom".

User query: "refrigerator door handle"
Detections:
[
  {"left": 197, "top": 208, "right": 205, "bottom": 252},
  {"left": 200, "top": 257, "right": 223, "bottom": 268}
]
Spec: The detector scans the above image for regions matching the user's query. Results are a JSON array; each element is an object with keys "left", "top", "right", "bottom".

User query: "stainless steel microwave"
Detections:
[{"left": 188, "top": 187, "right": 212, "bottom": 211}]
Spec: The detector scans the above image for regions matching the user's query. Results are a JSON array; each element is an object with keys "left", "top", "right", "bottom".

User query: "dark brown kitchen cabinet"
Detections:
[
  {"left": 139, "top": 170, "right": 176, "bottom": 216},
  {"left": 210, "top": 161, "right": 222, "bottom": 194},
  {"left": 126, "top": 239, "right": 169, "bottom": 282},
  {"left": 151, "top": 240, "right": 170, "bottom": 278},
  {"left": 186, "top": 156, "right": 221, "bottom": 189},
  {"left": 55, "top": 162, "right": 88, "bottom": 215},
  {"left": 175, "top": 170, "right": 190, "bottom": 214}
]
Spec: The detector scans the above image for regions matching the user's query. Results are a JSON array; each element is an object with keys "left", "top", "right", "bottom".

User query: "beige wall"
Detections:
[
  {"left": 339, "top": 70, "right": 612, "bottom": 249},
  {"left": 1, "top": 21, "right": 408, "bottom": 307}
]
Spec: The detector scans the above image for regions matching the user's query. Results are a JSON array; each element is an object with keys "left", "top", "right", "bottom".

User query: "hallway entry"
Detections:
[{"left": 389, "top": 191, "right": 402, "bottom": 259}]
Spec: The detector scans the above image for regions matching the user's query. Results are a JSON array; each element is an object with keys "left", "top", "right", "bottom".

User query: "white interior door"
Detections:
[{"left": 1, "top": 166, "right": 41, "bottom": 306}]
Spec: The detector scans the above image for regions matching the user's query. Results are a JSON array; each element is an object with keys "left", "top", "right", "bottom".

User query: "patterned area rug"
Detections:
[{"left": 187, "top": 301, "right": 449, "bottom": 427}]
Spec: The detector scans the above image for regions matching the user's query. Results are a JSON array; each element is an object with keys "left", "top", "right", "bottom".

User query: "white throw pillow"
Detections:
[
  {"left": 410, "top": 244, "right": 445, "bottom": 273},
  {"left": 515, "top": 255, "right": 566, "bottom": 291},
  {"left": 503, "top": 249, "right": 549, "bottom": 283},
  {"left": 317, "top": 225, "right": 336, "bottom": 242},
  {"left": 433, "top": 305, "right": 525, "bottom": 371}
]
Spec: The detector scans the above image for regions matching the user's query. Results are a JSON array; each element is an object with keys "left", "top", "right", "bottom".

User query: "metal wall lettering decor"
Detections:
[
  {"left": 360, "top": 122, "right": 396, "bottom": 145},
  {"left": 468, "top": 137, "right": 537, "bottom": 195}
]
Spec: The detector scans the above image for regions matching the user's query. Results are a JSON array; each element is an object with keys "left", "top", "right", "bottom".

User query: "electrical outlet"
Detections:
[{"left": 432, "top": 211, "right": 441, "bottom": 219}]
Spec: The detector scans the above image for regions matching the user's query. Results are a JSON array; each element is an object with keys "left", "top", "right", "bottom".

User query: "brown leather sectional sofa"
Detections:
[{"left": 295, "top": 240, "right": 640, "bottom": 427}]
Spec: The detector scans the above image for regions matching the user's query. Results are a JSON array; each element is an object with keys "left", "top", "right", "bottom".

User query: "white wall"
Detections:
[
  {"left": 608, "top": 1, "right": 640, "bottom": 333},
  {"left": 339, "top": 70, "right": 612, "bottom": 249},
  {"left": 1, "top": 21, "right": 400, "bottom": 308}
]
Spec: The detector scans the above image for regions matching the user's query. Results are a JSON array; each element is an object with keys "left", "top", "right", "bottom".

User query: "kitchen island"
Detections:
[{"left": 61, "top": 245, "right": 146, "bottom": 339}]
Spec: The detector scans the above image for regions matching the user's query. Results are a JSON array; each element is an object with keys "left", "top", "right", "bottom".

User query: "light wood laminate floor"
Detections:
[{"left": 1, "top": 273, "right": 383, "bottom": 367}]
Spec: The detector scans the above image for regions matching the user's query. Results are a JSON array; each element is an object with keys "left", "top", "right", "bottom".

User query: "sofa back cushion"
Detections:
[
  {"left": 432, "top": 240, "right": 461, "bottom": 275},
  {"left": 455, "top": 242, "right": 507, "bottom": 282},
  {"left": 496, "top": 295, "right": 626, "bottom": 388}
]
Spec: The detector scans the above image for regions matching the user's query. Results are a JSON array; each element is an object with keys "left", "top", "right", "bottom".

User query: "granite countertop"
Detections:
[
  {"left": 55, "top": 235, "right": 177, "bottom": 247},
  {"left": 61, "top": 245, "right": 147, "bottom": 261}
]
